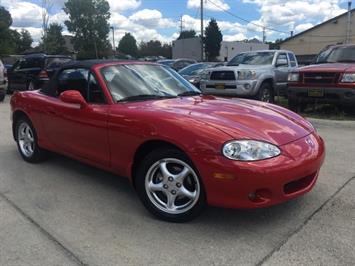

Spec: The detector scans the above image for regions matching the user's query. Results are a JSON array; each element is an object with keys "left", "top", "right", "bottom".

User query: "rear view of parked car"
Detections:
[
  {"left": 200, "top": 50, "right": 298, "bottom": 102},
  {"left": 288, "top": 44, "right": 355, "bottom": 111},
  {"left": 0, "top": 59, "right": 6, "bottom": 102},
  {"left": 7, "top": 54, "right": 72, "bottom": 93}
]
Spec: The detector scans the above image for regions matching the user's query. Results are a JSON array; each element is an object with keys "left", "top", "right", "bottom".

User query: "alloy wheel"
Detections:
[
  {"left": 145, "top": 158, "right": 200, "bottom": 215},
  {"left": 18, "top": 122, "right": 35, "bottom": 157}
]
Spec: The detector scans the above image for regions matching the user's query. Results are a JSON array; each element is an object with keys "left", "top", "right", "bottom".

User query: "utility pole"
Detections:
[
  {"left": 110, "top": 26, "right": 116, "bottom": 56},
  {"left": 262, "top": 26, "right": 266, "bottom": 43},
  {"left": 346, "top": 0, "right": 352, "bottom": 43},
  {"left": 200, "top": 0, "right": 204, "bottom": 61},
  {"left": 290, "top": 31, "right": 294, "bottom": 37}
]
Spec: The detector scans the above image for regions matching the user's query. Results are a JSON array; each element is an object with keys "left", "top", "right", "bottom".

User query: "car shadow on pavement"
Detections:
[{"left": 46, "top": 152, "right": 305, "bottom": 228}]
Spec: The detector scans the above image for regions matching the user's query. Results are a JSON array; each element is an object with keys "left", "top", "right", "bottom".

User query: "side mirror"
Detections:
[
  {"left": 276, "top": 58, "right": 288, "bottom": 67},
  {"left": 59, "top": 90, "right": 87, "bottom": 108}
]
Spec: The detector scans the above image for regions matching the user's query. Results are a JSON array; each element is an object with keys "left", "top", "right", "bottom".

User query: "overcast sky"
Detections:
[{"left": 0, "top": 0, "right": 350, "bottom": 46}]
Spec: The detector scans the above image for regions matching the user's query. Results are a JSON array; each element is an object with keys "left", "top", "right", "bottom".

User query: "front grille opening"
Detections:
[
  {"left": 303, "top": 72, "right": 339, "bottom": 85},
  {"left": 284, "top": 172, "right": 317, "bottom": 194},
  {"left": 210, "top": 71, "right": 236, "bottom": 81}
]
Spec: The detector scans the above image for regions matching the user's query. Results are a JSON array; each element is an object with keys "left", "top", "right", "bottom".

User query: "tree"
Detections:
[
  {"left": 177, "top": 30, "right": 196, "bottom": 40},
  {"left": 41, "top": 0, "right": 53, "bottom": 51},
  {"left": 64, "top": 0, "right": 111, "bottom": 59},
  {"left": 18, "top": 29, "right": 33, "bottom": 53},
  {"left": 0, "top": 6, "right": 14, "bottom": 54},
  {"left": 267, "top": 38, "right": 283, "bottom": 50},
  {"left": 42, "top": 23, "right": 67, "bottom": 54},
  {"left": 204, "top": 19, "right": 223, "bottom": 61},
  {"left": 118, "top": 33, "right": 138, "bottom": 57}
]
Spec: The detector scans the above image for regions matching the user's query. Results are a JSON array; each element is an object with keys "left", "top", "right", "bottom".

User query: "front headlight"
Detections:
[
  {"left": 222, "top": 140, "right": 281, "bottom": 161},
  {"left": 288, "top": 73, "right": 300, "bottom": 82},
  {"left": 341, "top": 73, "right": 355, "bottom": 83},
  {"left": 200, "top": 71, "right": 210, "bottom": 80},
  {"left": 189, "top": 76, "right": 201, "bottom": 83},
  {"left": 238, "top": 70, "right": 257, "bottom": 80}
]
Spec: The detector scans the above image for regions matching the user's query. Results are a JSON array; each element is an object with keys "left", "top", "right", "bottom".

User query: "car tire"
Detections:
[
  {"left": 15, "top": 117, "right": 48, "bottom": 163},
  {"left": 257, "top": 83, "right": 274, "bottom": 103},
  {"left": 135, "top": 148, "right": 206, "bottom": 222}
]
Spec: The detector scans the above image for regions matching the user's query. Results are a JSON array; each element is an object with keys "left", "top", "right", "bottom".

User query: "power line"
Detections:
[{"left": 206, "top": 0, "right": 288, "bottom": 34}]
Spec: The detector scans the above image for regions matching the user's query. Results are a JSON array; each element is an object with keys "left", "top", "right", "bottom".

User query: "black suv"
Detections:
[{"left": 7, "top": 54, "right": 72, "bottom": 93}]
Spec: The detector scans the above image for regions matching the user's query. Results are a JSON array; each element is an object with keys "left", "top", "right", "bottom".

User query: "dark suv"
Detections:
[
  {"left": 288, "top": 44, "right": 355, "bottom": 110},
  {"left": 7, "top": 54, "right": 72, "bottom": 93}
]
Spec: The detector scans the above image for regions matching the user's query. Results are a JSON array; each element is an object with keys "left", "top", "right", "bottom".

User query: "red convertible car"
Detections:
[{"left": 10, "top": 60, "right": 325, "bottom": 222}]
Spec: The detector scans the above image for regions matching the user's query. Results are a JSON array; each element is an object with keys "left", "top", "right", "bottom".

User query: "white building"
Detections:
[
  {"left": 217, "top": 41, "right": 269, "bottom": 62},
  {"left": 172, "top": 38, "right": 269, "bottom": 62}
]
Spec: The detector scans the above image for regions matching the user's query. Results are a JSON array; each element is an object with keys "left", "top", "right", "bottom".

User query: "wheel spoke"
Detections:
[
  {"left": 166, "top": 193, "right": 177, "bottom": 210},
  {"left": 159, "top": 161, "right": 171, "bottom": 179},
  {"left": 148, "top": 181, "right": 164, "bottom": 192},
  {"left": 175, "top": 166, "right": 190, "bottom": 182},
  {"left": 179, "top": 186, "right": 196, "bottom": 200}
]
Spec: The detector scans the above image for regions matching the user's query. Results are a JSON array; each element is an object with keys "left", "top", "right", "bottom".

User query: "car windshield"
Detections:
[
  {"left": 228, "top": 52, "right": 275, "bottom": 66},
  {"left": 101, "top": 64, "right": 201, "bottom": 102},
  {"left": 316, "top": 46, "right": 355, "bottom": 63},
  {"left": 178, "top": 63, "right": 211, "bottom": 75}
]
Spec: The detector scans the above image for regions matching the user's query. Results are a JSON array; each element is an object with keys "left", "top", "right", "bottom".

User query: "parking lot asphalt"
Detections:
[{"left": 0, "top": 95, "right": 354, "bottom": 266}]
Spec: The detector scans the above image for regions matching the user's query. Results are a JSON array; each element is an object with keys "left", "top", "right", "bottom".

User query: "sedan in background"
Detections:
[
  {"left": 179, "top": 62, "right": 224, "bottom": 88},
  {"left": 158, "top": 59, "right": 197, "bottom": 71},
  {"left": 11, "top": 60, "right": 325, "bottom": 222}
]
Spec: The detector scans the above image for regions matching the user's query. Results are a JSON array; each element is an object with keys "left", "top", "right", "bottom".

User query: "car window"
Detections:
[
  {"left": 87, "top": 72, "right": 106, "bottom": 104},
  {"left": 101, "top": 64, "right": 199, "bottom": 102},
  {"left": 276, "top": 53, "right": 289, "bottom": 67},
  {"left": 179, "top": 63, "right": 206, "bottom": 75},
  {"left": 57, "top": 68, "right": 89, "bottom": 99},
  {"left": 288, "top": 53, "right": 297, "bottom": 67},
  {"left": 46, "top": 57, "right": 72, "bottom": 69},
  {"left": 23, "top": 57, "right": 43, "bottom": 69},
  {"left": 228, "top": 52, "right": 275, "bottom": 66}
]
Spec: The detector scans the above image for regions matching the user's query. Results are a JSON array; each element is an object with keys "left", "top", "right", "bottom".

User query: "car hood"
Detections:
[
  {"left": 135, "top": 96, "right": 313, "bottom": 146},
  {"left": 299, "top": 63, "right": 355, "bottom": 72}
]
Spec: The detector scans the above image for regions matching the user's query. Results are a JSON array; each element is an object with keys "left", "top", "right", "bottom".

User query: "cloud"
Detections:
[
  {"left": 187, "top": 0, "right": 230, "bottom": 12},
  {"left": 129, "top": 9, "right": 175, "bottom": 28},
  {"left": 294, "top": 23, "right": 314, "bottom": 33},
  {"left": 242, "top": 0, "right": 347, "bottom": 32},
  {"left": 107, "top": 0, "right": 141, "bottom": 12}
]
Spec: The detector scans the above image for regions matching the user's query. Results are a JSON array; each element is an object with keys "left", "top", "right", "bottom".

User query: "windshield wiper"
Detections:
[
  {"left": 118, "top": 94, "right": 175, "bottom": 102},
  {"left": 178, "top": 91, "right": 202, "bottom": 97},
  {"left": 335, "top": 60, "right": 355, "bottom": 63}
]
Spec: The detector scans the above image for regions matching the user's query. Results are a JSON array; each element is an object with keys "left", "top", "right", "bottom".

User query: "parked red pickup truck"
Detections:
[{"left": 287, "top": 44, "right": 355, "bottom": 111}]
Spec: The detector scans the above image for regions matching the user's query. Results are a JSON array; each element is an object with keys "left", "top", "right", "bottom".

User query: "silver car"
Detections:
[
  {"left": 0, "top": 59, "right": 6, "bottom": 102},
  {"left": 200, "top": 50, "right": 298, "bottom": 102}
]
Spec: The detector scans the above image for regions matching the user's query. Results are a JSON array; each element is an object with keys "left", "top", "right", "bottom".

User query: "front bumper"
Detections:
[
  {"left": 200, "top": 80, "right": 259, "bottom": 96},
  {"left": 191, "top": 133, "right": 325, "bottom": 209},
  {"left": 288, "top": 86, "right": 355, "bottom": 105}
]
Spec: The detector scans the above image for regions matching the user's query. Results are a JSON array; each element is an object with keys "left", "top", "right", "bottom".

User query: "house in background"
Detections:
[{"left": 280, "top": 8, "right": 354, "bottom": 65}]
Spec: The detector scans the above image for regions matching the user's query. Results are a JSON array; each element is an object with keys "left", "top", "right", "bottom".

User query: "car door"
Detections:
[
  {"left": 274, "top": 53, "right": 290, "bottom": 95},
  {"left": 40, "top": 68, "right": 110, "bottom": 167},
  {"left": 8, "top": 59, "right": 27, "bottom": 90}
]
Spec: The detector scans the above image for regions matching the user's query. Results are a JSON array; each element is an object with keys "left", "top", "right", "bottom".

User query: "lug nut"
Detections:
[
  {"left": 163, "top": 184, "right": 168, "bottom": 189},
  {"left": 168, "top": 177, "right": 174, "bottom": 182},
  {"left": 171, "top": 190, "right": 176, "bottom": 195},
  {"left": 176, "top": 183, "right": 181, "bottom": 188}
]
